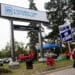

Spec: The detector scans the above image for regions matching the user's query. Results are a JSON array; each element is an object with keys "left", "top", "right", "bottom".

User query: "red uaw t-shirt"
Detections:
[
  {"left": 72, "top": 53, "right": 75, "bottom": 60},
  {"left": 29, "top": 52, "right": 35, "bottom": 60},
  {"left": 46, "top": 57, "right": 55, "bottom": 66}
]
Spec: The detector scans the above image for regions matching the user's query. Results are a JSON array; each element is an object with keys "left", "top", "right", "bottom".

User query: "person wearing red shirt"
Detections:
[
  {"left": 66, "top": 51, "right": 71, "bottom": 59},
  {"left": 72, "top": 51, "right": 75, "bottom": 68},
  {"left": 29, "top": 52, "right": 35, "bottom": 60},
  {"left": 46, "top": 57, "right": 55, "bottom": 67}
]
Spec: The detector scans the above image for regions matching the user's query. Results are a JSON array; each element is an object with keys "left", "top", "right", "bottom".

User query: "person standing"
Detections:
[
  {"left": 46, "top": 57, "right": 55, "bottom": 66},
  {"left": 29, "top": 51, "right": 35, "bottom": 60},
  {"left": 66, "top": 51, "right": 71, "bottom": 59},
  {"left": 72, "top": 51, "right": 75, "bottom": 68}
]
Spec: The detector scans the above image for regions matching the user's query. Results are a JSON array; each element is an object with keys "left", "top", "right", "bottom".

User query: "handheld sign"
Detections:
[{"left": 59, "top": 24, "right": 73, "bottom": 42}]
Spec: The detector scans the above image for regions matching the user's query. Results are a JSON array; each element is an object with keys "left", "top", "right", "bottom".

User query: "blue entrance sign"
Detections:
[
  {"left": 59, "top": 24, "right": 73, "bottom": 42},
  {"left": 0, "top": 3, "right": 49, "bottom": 23}
]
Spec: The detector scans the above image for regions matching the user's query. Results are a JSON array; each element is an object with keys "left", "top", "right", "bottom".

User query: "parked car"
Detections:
[
  {"left": 8, "top": 60, "right": 19, "bottom": 68},
  {"left": 0, "top": 59, "right": 3, "bottom": 66},
  {"left": 2, "top": 58, "right": 10, "bottom": 64},
  {"left": 44, "top": 52, "right": 57, "bottom": 59}
]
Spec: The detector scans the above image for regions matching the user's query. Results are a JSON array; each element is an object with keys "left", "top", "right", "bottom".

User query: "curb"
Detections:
[{"left": 36, "top": 66, "right": 72, "bottom": 75}]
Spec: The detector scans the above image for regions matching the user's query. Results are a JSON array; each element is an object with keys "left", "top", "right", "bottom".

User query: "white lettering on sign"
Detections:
[{"left": 59, "top": 24, "right": 73, "bottom": 42}]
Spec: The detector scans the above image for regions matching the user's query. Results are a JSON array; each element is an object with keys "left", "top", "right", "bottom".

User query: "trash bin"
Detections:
[{"left": 26, "top": 59, "right": 33, "bottom": 69}]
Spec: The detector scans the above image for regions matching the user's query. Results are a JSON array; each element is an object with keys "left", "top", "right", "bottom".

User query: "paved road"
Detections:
[{"left": 45, "top": 68, "right": 75, "bottom": 75}]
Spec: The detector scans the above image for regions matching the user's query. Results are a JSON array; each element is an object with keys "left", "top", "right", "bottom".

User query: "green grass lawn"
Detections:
[{"left": 0, "top": 59, "right": 73, "bottom": 75}]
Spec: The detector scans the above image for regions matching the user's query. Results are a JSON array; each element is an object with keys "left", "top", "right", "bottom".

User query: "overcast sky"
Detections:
[{"left": 0, "top": 0, "right": 51, "bottom": 50}]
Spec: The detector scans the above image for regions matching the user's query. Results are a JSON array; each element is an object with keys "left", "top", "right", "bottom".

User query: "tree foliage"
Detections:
[
  {"left": 28, "top": 0, "right": 39, "bottom": 50},
  {"left": 0, "top": 41, "right": 27, "bottom": 58},
  {"left": 25, "top": 0, "right": 39, "bottom": 60},
  {"left": 44, "top": 0, "right": 71, "bottom": 38},
  {"left": 70, "top": 0, "right": 75, "bottom": 10},
  {"left": 70, "top": 0, "right": 75, "bottom": 28}
]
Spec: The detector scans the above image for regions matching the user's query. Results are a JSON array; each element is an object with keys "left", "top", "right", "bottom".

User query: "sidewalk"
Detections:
[
  {"left": 36, "top": 66, "right": 74, "bottom": 75},
  {"left": 45, "top": 68, "right": 75, "bottom": 75}
]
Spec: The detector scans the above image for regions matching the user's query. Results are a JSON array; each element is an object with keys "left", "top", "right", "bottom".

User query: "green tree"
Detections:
[
  {"left": 69, "top": 0, "right": 75, "bottom": 40},
  {"left": 70, "top": 0, "right": 75, "bottom": 10},
  {"left": 44, "top": 0, "right": 71, "bottom": 39},
  {"left": 27, "top": 0, "right": 39, "bottom": 60},
  {"left": 4, "top": 41, "right": 26, "bottom": 57},
  {"left": 0, "top": 51, "right": 4, "bottom": 58},
  {"left": 70, "top": 0, "right": 75, "bottom": 27}
]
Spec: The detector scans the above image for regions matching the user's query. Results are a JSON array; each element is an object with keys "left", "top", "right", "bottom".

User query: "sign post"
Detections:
[
  {"left": 39, "top": 24, "right": 44, "bottom": 58},
  {"left": 10, "top": 20, "right": 15, "bottom": 61},
  {"left": 38, "top": 23, "right": 45, "bottom": 62}
]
